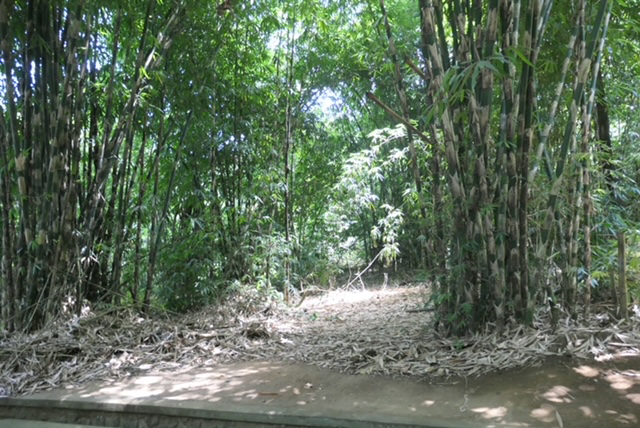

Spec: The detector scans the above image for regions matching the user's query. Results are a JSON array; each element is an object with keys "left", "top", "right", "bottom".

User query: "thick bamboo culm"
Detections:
[{"left": 617, "top": 232, "right": 628, "bottom": 319}]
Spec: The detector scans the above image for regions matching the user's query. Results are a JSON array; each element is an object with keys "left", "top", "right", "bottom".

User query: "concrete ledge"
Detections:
[
  {"left": 0, "top": 396, "right": 461, "bottom": 428},
  {"left": 0, "top": 420, "right": 104, "bottom": 428}
]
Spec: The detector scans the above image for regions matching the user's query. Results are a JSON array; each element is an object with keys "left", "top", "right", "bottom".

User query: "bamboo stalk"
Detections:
[
  {"left": 379, "top": 0, "right": 429, "bottom": 268},
  {"left": 617, "top": 232, "right": 628, "bottom": 320},
  {"left": 515, "top": 0, "right": 541, "bottom": 323},
  {"left": 419, "top": 0, "right": 447, "bottom": 283},
  {"left": 421, "top": 2, "right": 471, "bottom": 332},
  {"left": 581, "top": 3, "right": 611, "bottom": 317},
  {"left": 533, "top": 0, "right": 610, "bottom": 324}
]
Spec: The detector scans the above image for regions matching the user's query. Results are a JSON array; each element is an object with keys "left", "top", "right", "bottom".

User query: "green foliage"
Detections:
[{"left": 323, "top": 124, "right": 418, "bottom": 270}]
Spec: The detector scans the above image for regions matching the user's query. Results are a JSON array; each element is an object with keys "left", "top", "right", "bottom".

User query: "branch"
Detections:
[
  {"left": 365, "top": 92, "right": 431, "bottom": 144},
  {"left": 404, "top": 57, "right": 428, "bottom": 82},
  {"left": 340, "top": 250, "right": 383, "bottom": 290}
]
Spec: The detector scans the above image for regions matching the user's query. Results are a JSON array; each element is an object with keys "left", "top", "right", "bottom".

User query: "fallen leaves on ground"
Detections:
[{"left": 1, "top": 283, "right": 639, "bottom": 397}]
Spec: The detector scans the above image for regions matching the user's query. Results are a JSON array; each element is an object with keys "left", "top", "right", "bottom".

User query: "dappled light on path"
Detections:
[
  {"left": 574, "top": 364, "right": 600, "bottom": 377},
  {"left": 7, "top": 355, "right": 638, "bottom": 427},
  {"left": 3, "top": 346, "right": 640, "bottom": 427},
  {"left": 542, "top": 385, "right": 574, "bottom": 403},
  {"left": 530, "top": 403, "right": 559, "bottom": 424},
  {"left": 12, "top": 361, "right": 484, "bottom": 427},
  {"left": 470, "top": 406, "right": 507, "bottom": 419}
]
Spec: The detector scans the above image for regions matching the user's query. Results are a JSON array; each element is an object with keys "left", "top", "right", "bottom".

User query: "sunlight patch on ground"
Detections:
[
  {"left": 604, "top": 410, "right": 639, "bottom": 425},
  {"left": 579, "top": 405, "right": 594, "bottom": 417},
  {"left": 300, "top": 286, "right": 418, "bottom": 310},
  {"left": 542, "top": 385, "right": 574, "bottom": 403},
  {"left": 605, "top": 372, "right": 640, "bottom": 391},
  {"left": 625, "top": 393, "right": 640, "bottom": 404},
  {"left": 574, "top": 365, "right": 600, "bottom": 378},
  {"left": 471, "top": 406, "right": 507, "bottom": 419},
  {"left": 530, "top": 403, "right": 557, "bottom": 423}
]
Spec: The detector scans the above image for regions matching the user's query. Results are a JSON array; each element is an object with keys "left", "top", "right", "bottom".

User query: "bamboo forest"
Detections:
[{"left": 2, "top": 0, "right": 640, "bottom": 417}]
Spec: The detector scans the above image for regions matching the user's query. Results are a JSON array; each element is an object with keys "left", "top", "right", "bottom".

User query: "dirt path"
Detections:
[
  {"left": 261, "top": 284, "right": 640, "bottom": 380},
  {"left": 16, "top": 357, "right": 640, "bottom": 427}
]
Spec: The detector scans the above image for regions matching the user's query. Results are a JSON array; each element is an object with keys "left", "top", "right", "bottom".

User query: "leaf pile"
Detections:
[
  {"left": 1, "top": 284, "right": 640, "bottom": 397},
  {"left": 274, "top": 287, "right": 640, "bottom": 379},
  {"left": 0, "top": 292, "right": 283, "bottom": 397}
]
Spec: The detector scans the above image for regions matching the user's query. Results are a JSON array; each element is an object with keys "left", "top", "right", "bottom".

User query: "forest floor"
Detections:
[{"left": 1, "top": 275, "right": 640, "bottom": 419}]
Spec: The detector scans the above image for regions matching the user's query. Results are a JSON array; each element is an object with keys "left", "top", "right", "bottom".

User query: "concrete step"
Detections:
[{"left": 0, "top": 420, "right": 102, "bottom": 428}]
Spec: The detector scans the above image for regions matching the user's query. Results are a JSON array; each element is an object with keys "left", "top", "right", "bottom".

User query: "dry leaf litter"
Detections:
[{"left": 1, "top": 282, "right": 639, "bottom": 397}]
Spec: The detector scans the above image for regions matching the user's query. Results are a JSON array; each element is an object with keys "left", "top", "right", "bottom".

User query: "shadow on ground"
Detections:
[{"left": 16, "top": 356, "right": 640, "bottom": 427}]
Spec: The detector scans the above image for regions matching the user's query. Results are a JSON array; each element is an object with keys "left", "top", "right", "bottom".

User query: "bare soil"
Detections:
[
  {"left": 25, "top": 356, "right": 640, "bottom": 427},
  {"left": 465, "top": 356, "right": 640, "bottom": 426}
]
